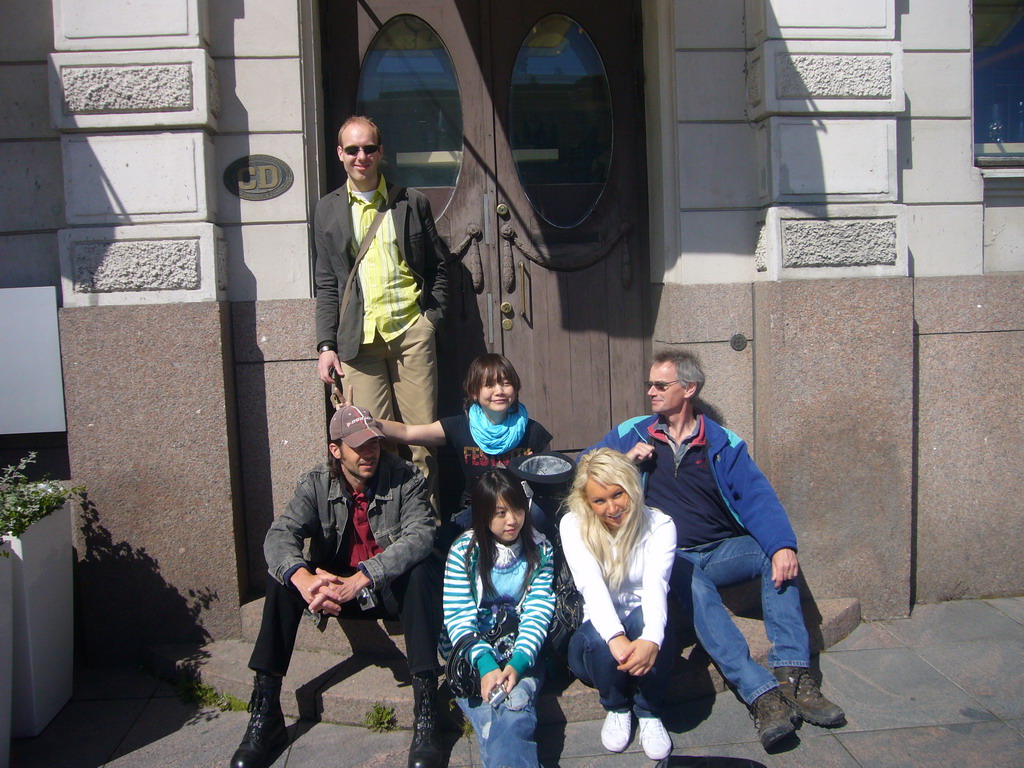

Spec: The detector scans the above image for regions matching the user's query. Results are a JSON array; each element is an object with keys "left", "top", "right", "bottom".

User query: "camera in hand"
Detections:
[
  {"left": 488, "top": 685, "right": 507, "bottom": 708},
  {"left": 357, "top": 586, "right": 379, "bottom": 611}
]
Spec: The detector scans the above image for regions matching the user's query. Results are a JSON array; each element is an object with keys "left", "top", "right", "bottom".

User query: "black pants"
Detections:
[{"left": 248, "top": 553, "right": 443, "bottom": 677}]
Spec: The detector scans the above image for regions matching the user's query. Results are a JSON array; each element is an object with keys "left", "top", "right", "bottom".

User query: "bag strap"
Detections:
[{"left": 338, "top": 184, "right": 405, "bottom": 325}]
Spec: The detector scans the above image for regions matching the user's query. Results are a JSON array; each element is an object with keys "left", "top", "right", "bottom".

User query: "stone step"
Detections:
[{"left": 147, "top": 596, "right": 860, "bottom": 728}]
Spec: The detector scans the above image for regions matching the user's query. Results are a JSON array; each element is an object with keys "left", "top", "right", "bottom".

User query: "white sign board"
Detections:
[{"left": 0, "top": 287, "right": 67, "bottom": 434}]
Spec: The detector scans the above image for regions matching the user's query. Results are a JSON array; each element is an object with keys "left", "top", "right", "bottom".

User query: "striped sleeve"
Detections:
[
  {"left": 441, "top": 532, "right": 497, "bottom": 669},
  {"left": 508, "top": 539, "right": 556, "bottom": 676}
]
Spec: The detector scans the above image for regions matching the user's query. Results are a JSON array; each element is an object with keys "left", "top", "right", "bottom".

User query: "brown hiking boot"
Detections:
[
  {"left": 773, "top": 666, "right": 846, "bottom": 726},
  {"left": 749, "top": 688, "right": 798, "bottom": 749}
]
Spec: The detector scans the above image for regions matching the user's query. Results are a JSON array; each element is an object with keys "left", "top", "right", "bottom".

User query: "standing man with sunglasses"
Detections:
[
  {"left": 314, "top": 116, "right": 449, "bottom": 496},
  {"left": 584, "top": 350, "right": 845, "bottom": 751}
]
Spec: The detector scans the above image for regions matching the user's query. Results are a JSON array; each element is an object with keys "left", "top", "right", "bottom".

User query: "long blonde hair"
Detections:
[{"left": 565, "top": 448, "right": 648, "bottom": 590}]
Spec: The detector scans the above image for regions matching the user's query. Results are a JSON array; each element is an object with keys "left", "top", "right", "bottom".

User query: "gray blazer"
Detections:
[
  {"left": 263, "top": 452, "right": 436, "bottom": 590},
  {"left": 313, "top": 181, "right": 450, "bottom": 360}
]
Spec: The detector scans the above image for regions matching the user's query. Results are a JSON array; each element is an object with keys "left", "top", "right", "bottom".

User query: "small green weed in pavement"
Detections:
[
  {"left": 364, "top": 703, "right": 398, "bottom": 732},
  {"left": 177, "top": 679, "right": 247, "bottom": 712},
  {"left": 447, "top": 698, "right": 473, "bottom": 737}
]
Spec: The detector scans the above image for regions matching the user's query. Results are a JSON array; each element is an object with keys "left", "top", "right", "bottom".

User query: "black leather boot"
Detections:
[
  {"left": 230, "top": 672, "right": 289, "bottom": 768},
  {"left": 408, "top": 673, "right": 443, "bottom": 768}
]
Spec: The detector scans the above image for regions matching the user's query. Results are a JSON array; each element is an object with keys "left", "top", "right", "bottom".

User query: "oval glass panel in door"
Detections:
[
  {"left": 509, "top": 15, "right": 612, "bottom": 228},
  {"left": 356, "top": 15, "right": 463, "bottom": 204}
]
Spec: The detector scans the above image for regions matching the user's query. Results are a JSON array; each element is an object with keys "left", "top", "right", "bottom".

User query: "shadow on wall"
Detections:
[{"left": 74, "top": 494, "right": 214, "bottom": 664}]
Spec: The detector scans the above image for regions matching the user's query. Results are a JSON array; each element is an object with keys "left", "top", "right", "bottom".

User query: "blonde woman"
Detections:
[{"left": 560, "top": 448, "right": 678, "bottom": 761}]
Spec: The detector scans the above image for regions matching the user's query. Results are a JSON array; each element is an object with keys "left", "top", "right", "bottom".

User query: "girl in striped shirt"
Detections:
[{"left": 441, "top": 469, "right": 555, "bottom": 768}]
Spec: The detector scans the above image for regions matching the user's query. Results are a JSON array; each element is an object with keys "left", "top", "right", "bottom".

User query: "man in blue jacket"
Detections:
[{"left": 586, "top": 350, "right": 844, "bottom": 749}]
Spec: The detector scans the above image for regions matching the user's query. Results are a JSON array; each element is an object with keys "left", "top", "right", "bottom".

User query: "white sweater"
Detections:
[{"left": 559, "top": 506, "right": 677, "bottom": 648}]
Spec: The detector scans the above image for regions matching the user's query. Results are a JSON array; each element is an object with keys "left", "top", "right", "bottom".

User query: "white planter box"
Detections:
[
  {"left": 8, "top": 505, "right": 74, "bottom": 737},
  {"left": 0, "top": 543, "right": 12, "bottom": 768}
]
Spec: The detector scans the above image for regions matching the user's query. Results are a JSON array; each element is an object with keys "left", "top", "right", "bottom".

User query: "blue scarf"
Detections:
[{"left": 468, "top": 402, "right": 529, "bottom": 456}]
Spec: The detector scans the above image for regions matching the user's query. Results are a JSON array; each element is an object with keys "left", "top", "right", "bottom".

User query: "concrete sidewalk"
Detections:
[{"left": 10, "top": 597, "right": 1024, "bottom": 768}]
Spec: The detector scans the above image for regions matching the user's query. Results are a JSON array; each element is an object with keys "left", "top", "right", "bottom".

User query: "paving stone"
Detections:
[
  {"left": 72, "top": 665, "right": 173, "bottom": 701},
  {"left": 915, "top": 639, "right": 1024, "bottom": 720},
  {"left": 880, "top": 601, "right": 1024, "bottom": 647},
  {"left": 836, "top": 720, "right": 1024, "bottom": 768},
  {"left": 817, "top": 647, "right": 998, "bottom": 732},
  {"left": 986, "top": 596, "right": 1024, "bottom": 626},
  {"left": 107, "top": 701, "right": 255, "bottom": 768},
  {"left": 9, "top": 699, "right": 147, "bottom": 768},
  {"left": 826, "top": 622, "right": 904, "bottom": 652},
  {"left": 665, "top": 733, "right": 860, "bottom": 768}
]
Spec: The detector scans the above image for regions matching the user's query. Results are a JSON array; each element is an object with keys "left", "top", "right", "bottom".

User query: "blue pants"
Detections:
[
  {"left": 567, "top": 607, "right": 675, "bottom": 718},
  {"left": 670, "top": 535, "right": 810, "bottom": 704},
  {"left": 457, "top": 672, "right": 542, "bottom": 768}
]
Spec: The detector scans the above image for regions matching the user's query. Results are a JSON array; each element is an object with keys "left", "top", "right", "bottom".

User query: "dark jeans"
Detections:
[
  {"left": 249, "top": 552, "right": 443, "bottom": 677},
  {"left": 567, "top": 607, "right": 676, "bottom": 718}
]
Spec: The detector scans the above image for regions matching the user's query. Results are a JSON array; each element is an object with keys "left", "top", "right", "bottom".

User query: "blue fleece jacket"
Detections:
[{"left": 585, "top": 414, "right": 797, "bottom": 558}]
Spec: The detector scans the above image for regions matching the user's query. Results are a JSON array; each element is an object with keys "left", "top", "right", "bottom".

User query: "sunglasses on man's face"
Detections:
[{"left": 342, "top": 144, "right": 380, "bottom": 157}]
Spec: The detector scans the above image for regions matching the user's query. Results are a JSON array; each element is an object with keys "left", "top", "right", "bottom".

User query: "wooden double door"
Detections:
[{"left": 321, "top": 0, "right": 649, "bottom": 452}]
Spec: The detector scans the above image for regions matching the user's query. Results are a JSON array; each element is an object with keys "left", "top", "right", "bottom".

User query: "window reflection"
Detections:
[
  {"left": 974, "top": 1, "right": 1024, "bottom": 163},
  {"left": 509, "top": 16, "right": 613, "bottom": 227},
  {"left": 357, "top": 15, "right": 463, "bottom": 191}
]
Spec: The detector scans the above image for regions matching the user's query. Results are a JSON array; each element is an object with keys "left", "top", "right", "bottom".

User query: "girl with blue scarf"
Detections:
[{"left": 378, "top": 354, "right": 553, "bottom": 527}]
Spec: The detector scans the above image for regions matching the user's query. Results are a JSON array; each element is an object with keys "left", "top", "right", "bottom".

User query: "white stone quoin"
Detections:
[
  {"left": 756, "top": 203, "right": 908, "bottom": 281},
  {"left": 59, "top": 222, "right": 226, "bottom": 306},
  {"left": 747, "top": 40, "right": 904, "bottom": 119},
  {"left": 52, "top": 0, "right": 207, "bottom": 51},
  {"left": 746, "top": 0, "right": 895, "bottom": 44},
  {"left": 757, "top": 117, "right": 897, "bottom": 204},
  {"left": 49, "top": 49, "right": 218, "bottom": 131},
  {"left": 62, "top": 131, "right": 216, "bottom": 225}
]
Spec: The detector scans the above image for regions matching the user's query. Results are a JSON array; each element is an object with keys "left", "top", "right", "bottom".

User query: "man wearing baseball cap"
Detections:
[{"left": 230, "top": 404, "right": 444, "bottom": 768}]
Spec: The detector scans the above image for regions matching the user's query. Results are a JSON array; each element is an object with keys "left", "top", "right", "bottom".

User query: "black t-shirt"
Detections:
[{"left": 440, "top": 412, "right": 553, "bottom": 505}]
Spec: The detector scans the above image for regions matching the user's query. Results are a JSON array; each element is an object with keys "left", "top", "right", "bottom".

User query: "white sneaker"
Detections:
[
  {"left": 600, "top": 710, "right": 632, "bottom": 753},
  {"left": 637, "top": 716, "right": 672, "bottom": 760}
]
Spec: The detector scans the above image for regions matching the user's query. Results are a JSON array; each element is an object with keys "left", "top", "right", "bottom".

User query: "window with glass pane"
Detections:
[
  {"left": 975, "top": 1, "right": 1024, "bottom": 163},
  {"left": 356, "top": 15, "right": 463, "bottom": 190},
  {"left": 509, "top": 15, "right": 613, "bottom": 228}
]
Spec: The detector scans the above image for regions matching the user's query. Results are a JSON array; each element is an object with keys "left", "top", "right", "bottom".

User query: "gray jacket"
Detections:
[
  {"left": 313, "top": 181, "right": 450, "bottom": 361},
  {"left": 263, "top": 452, "right": 435, "bottom": 589}
]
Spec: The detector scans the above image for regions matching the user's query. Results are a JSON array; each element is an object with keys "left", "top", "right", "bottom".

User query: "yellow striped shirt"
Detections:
[{"left": 349, "top": 176, "right": 421, "bottom": 343}]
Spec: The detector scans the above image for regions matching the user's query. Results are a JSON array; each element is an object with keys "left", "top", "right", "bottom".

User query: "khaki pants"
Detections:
[{"left": 341, "top": 313, "right": 438, "bottom": 506}]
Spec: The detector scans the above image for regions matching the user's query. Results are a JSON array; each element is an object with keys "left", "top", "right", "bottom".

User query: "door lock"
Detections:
[
  {"left": 496, "top": 203, "right": 509, "bottom": 216},
  {"left": 499, "top": 301, "right": 513, "bottom": 314},
  {"left": 501, "top": 318, "right": 514, "bottom": 330}
]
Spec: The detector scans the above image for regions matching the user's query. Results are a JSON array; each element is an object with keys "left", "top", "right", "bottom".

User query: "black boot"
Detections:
[
  {"left": 408, "top": 673, "right": 443, "bottom": 768},
  {"left": 230, "top": 672, "right": 289, "bottom": 768}
]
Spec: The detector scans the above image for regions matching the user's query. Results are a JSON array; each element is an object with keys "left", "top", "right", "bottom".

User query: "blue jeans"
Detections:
[
  {"left": 457, "top": 672, "right": 542, "bottom": 768},
  {"left": 670, "top": 535, "right": 809, "bottom": 705},
  {"left": 567, "top": 607, "right": 675, "bottom": 718}
]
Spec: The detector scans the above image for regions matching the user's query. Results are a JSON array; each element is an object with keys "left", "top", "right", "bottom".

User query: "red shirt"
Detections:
[{"left": 343, "top": 486, "right": 383, "bottom": 569}]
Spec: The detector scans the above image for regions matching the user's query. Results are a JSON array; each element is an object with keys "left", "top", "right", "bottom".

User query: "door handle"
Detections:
[{"left": 450, "top": 223, "right": 483, "bottom": 292}]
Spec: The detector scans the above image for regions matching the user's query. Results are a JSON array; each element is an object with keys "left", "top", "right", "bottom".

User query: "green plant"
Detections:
[
  {"left": 1, "top": 452, "right": 84, "bottom": 556},
  {"left": 364, "top": 702, "right": 398, "bottom": 732},
  {"left": 176, "top": 678, "right": 248, "bottom": 712}
]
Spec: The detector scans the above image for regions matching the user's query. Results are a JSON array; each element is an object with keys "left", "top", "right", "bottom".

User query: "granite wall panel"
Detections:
[
  {"left": 235, "top": 360, "right": 325, "bottom": 593},
  {"left": 59, "top": 302, "right": 243, "bottom": 662},
  {"left": 915, "top": 330, "right": 1024, "bottom": 602},
  {"left": 914, "top": 274, "right": 1024, "bottom": 603},
  {"left": 752, "top": 278, "right": 914, "bottom": 619},
  {"left": 652, "top": 282, "right": 755, "bottom": 453},
  {"left": 232, "top": 298, "right": 325, "bottom": 593}
]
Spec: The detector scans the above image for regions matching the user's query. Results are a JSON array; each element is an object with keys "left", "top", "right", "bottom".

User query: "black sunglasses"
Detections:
[{"left": 342, "top": 144, "right": 380, "bottom": 156}]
